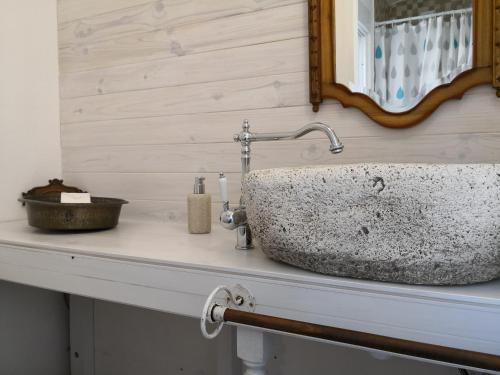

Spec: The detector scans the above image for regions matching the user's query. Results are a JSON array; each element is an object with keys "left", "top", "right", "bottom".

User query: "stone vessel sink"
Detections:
[{"left": 244, "top": 164, "right": 500, "bottom": 285}]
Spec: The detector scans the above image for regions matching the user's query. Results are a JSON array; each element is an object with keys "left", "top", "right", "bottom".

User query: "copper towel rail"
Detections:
[
  {"left": 215, "top": 306, "right": 500, "bottom": 372},
  {"left": 200, "top": 285, "right": 500, "bottom": 372}
]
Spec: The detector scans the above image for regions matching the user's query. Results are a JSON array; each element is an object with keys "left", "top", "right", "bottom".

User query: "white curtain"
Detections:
[{"left": 373, "top": 12, "right": 472, "bottom": 111}]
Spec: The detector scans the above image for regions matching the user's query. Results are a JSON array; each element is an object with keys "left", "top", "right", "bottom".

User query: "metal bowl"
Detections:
[{"left": 20, "top": 196, "right": 128, "bottom": 231}]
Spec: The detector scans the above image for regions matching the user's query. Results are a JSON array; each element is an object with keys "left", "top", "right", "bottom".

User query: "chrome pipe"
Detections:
[{"left": 240, "top": 122, "right": 344, "bottom": 154}]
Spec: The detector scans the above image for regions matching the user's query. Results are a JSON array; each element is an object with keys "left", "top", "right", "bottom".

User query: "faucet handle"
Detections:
[
  {"left": 218, "top": 172, "right": 229, "bottom": 205},
  {"left": 234, "top": 119, "right": 250, "bottom": 143},
  {"left": 219, "top": 172, "right": 235, "bottom": 229},
  {"left": 242, "top": 119, "right": 250, "bottom": 131}
]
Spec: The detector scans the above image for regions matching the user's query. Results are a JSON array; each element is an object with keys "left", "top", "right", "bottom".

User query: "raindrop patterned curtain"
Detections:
[{"left": 373, "top": 12, "right": 472, "bottom": 111}]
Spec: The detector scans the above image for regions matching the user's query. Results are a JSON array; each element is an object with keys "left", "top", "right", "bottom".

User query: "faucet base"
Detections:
[
  {"left": 236, "top": 244, "right": 254, "bottom": 251},
  {"left": 235, "top": 225, "right": 253, "bottom": 250}
]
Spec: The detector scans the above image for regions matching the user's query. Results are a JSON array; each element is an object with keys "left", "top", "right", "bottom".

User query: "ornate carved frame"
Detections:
[{"left": 309, "top": 0, "right": 500, "bottom": 128}]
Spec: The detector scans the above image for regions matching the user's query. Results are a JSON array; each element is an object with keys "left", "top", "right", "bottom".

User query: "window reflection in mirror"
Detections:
[{"left": 334, "top": 0, "right": 473, "bottom": 113}]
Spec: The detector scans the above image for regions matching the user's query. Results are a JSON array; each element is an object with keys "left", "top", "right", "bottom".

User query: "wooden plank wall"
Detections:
[{"left": 58, "top": 0, "right": 500, "bottom": 222}]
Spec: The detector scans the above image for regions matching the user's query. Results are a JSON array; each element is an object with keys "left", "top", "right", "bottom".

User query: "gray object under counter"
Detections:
[{"left": 244, "top": 164, "right": 500, "bottom": 285}]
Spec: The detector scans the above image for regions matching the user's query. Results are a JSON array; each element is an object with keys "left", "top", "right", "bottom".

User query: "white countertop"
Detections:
[
  {"left": 0, "top": 219, "right": 499, "bottom": 355},
  {"left": 0, "top": 219, "right": 499, "bottom": 305}
]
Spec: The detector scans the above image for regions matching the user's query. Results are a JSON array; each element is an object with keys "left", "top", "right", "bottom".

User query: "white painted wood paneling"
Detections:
[
  {"left": 122, "top": 200, "right": 226, "bottom": 223},
  {"left": 58, "top": 0, "right": 302, "bottom": 47},
  {"left": 60, "top": 105, "right": 342, "bottom": 148},
  {"left": 63, "top": 172, "right": 241, "bottom": 202},
  {"left": 62, "top": 133, "right": 500, "bottom": 174},
  {"left": 58, "top": 0, "right": 151, "bottom": 24},
  {"left": 59, "top": 87, "right": 499, "bottom": 147},
  {"left": 58, "top": 0, "right": 500, "bottom": 222},
  {"left": 59, "top": 2, "right": 307, "bottom": 72},
  {"left": 60, "top": 72, "right": 308, "bottom": 123},
  {"left": 60, "top": 38, "right": 307, "bottom": 98}
]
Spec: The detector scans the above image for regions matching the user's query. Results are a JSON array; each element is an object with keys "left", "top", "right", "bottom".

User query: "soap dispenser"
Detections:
[{"left": 187, "top": 177, "right": 211, "bottom": 234}]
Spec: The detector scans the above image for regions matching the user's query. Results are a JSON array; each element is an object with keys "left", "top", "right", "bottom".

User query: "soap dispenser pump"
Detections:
[{"left": 187, "top": 177, "right": 211, "bottom": 234}]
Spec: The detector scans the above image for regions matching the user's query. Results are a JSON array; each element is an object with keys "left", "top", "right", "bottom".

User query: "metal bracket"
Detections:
[
  {"left": 224, "top": 284, "right": 255, "bottom": 312},
  {"left": 200, "top": 284, "right": 255, "bottom": 339}
]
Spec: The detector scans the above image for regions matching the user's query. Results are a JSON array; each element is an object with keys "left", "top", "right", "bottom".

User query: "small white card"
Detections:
[{"left": 60, "top": 192, "right": 91, "bottom": 204}]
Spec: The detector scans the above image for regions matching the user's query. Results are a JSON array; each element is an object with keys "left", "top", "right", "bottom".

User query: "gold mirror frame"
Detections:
[{"left": 309, "top": 0, "right": 500, "bottom": 128}]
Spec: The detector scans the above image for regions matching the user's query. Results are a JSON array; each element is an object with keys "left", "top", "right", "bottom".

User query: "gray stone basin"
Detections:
[{"left": 244, "top": 164, "right": 500, "bottom": 285}]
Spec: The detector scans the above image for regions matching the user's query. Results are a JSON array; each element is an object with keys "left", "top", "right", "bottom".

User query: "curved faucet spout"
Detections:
[
  {"left": 234, "top": 121, "right": 344, "bottom": 154},
  {"left": 269, "top": 122, "right": 345, "bottom": 154},
  {"left": 300, "top": 122, "right": 344, "bottom": 154}
]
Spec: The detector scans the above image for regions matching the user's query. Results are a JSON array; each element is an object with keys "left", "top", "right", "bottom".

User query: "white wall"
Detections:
[
  {"left": 0, "top": 0, "right": 62, "bottom": 221},
  {"left": 0, "top": 2, "right": 68, "bottom": 374},
  {"left": 335, "top": 0, "right": 358, "bottom": 88}
]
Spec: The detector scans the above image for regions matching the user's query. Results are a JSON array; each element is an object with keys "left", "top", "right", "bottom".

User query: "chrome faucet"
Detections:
[{"left": 219, "top": 120, "right": 344, "bottom": 250}]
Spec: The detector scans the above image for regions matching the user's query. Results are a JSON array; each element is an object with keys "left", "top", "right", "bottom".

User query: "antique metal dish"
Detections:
[{"left": 20, "top": 179, "right": 128, "bottom": 231}]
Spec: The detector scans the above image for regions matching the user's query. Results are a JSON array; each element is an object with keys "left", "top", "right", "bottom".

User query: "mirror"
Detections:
[
  {"left": 308, "top": 0, "right": 500, "bottom": 128},
  {"left": 335, "top": 0, "right": 473, "bottom": 113}
]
